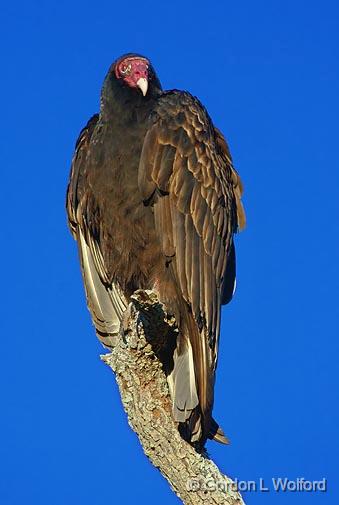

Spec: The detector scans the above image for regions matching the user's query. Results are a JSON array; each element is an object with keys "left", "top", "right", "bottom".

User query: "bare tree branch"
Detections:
[{"left": 101, "top": 290, "right": 245, "bottom": 505}]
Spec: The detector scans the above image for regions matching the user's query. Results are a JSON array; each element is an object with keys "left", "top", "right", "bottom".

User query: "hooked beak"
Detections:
[{"left": 137, "top": 77, "right": 148, "bottom": 96}]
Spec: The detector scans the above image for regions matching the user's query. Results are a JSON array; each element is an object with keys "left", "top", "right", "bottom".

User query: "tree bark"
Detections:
[{"left": 101, "top": 290, "right": 245, "bottom": 505}]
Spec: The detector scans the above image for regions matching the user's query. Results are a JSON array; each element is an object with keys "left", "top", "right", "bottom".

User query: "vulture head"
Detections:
[
  {"left": 115, "top": 55, "right": 150, "bottom": 96},
  {"left": 101, "top": 53, "right": 162, "bottom": 115}
]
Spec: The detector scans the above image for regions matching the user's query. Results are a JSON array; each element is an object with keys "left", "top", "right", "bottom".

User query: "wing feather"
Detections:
[
  {"left": 66, "top": 115, "right": 127, "bottom": 348},
  {"left": 139, "top": 91, "right": 245, "bottom": 440}
]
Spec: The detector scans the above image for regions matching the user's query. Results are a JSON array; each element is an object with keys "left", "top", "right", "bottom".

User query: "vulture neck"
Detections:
[{"left": 100, "top": 73, "right": 160, "bottom": 126}]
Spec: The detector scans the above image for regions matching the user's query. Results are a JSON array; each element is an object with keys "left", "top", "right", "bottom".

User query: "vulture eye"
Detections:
[{"left": 120, "top": 63, "right": 132, "bottom": 76}]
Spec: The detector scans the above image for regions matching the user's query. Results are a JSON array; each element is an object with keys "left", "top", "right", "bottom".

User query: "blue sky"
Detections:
[{"left": 1, "top": 1, "right": 338, "bottom": 504}]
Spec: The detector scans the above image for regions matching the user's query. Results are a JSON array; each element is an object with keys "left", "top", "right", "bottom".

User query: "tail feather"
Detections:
[
  {"left": 167, "top": 337, "right": 199, "bottom": 423},
  {"left": 208, "top": 417, "right": 230, "bottom": 444},
  {"left": 166, "top": 308, "right": 228, "bottom": 446}
]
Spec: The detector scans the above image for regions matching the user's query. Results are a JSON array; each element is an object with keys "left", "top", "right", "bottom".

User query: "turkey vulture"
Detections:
[{"left": 66, "top": 53, "right": 245, "bottom": 447}]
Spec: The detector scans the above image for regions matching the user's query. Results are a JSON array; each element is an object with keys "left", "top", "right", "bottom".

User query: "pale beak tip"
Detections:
[{"left": 137, "top": 77, "right": 148, "bottom": 96}]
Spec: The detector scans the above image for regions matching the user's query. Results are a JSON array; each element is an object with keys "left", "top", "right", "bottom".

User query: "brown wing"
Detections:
[
  {"left": 213, "top": 126, "right": 246, "bottom": 305},
  {"left": 66, "top": 114, "right": 127, "bottom": 348},
  {"left": 139, "top": 91, "right": 245, "bottom": 440},
  {"left": 67, "top": 114, "right": 99, "bottom": 239}
]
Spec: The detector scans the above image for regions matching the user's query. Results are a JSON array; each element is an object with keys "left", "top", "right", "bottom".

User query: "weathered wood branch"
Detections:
[{"left": 101, "top": 290, "right": 245, "bottom": 505}]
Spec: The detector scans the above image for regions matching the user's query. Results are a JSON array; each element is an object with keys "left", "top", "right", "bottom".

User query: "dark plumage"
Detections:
[{"left": 66, "top": 53, "right": 245, "bottom": 447}]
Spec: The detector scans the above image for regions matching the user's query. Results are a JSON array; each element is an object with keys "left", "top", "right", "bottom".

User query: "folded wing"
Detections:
[
  {"left": 66, "top": 114, "right": 127, "bottom": 348},
  {"left": 138, "top": 92, "right": 245, "bottom": 441}
]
